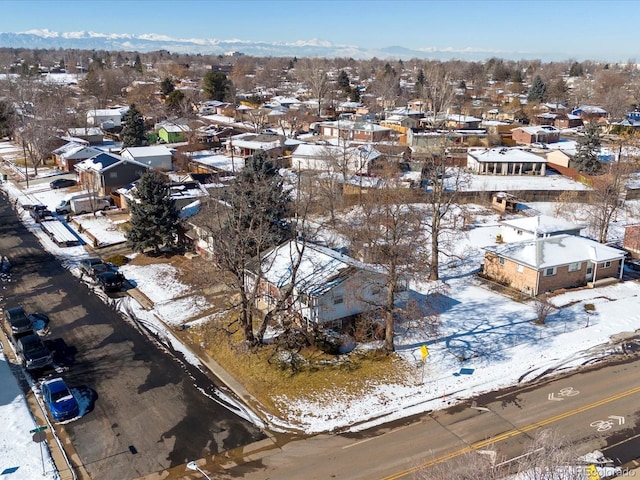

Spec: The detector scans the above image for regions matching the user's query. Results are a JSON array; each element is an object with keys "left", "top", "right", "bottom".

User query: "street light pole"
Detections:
[{"left": 186, "top": 461, "right": 212, "bottom": 480}]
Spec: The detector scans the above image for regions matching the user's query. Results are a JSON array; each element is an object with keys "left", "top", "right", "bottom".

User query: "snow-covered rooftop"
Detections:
[
  {"left": 500, "top": 215, "right": 585, "bottom": 234},
  {"left": 468, "top": 147, "right": 546, "bottom": 163},
  {"left": 484, "top": 234, "right": 625, "bottom": 269}
]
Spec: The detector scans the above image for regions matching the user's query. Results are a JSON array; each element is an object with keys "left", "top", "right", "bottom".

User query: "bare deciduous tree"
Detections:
[
  {"left": 421, "top": 152, "right": 470, "bottom": 281},
  {"left": 339, "top": 165, "right": 429, "bottom": 353},
  {"left": 295, "top": 58, "right": 330, "bottom": 117},
  {"left": 417, "top": 429, "right": 585, "bottom": 480}
]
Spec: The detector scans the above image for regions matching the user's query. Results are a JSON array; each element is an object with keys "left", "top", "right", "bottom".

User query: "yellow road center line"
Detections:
[{"left": 381, "top": 385, "right": 640, "bottom": 480}]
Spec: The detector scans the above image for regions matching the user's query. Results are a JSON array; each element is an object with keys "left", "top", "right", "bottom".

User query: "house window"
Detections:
[
  {"left": 601, "top": 261, "right": 611, "bottom": 268},
  {"left": 333, "top": 296, "right": 344, "bottom": 305},
  {"left": 543, "top": 267, "right": 557, "bottom": 276},
  {"left": 499, "top": 257, "right": 505, "bottom": 265},
  {"left": 109, "top": 172, "right": 118, "bottom": 179},
  {"left": 516, "top": 229, "right": 523, "bottom": 236},
  {"left": 568, "top": 262, "right": 582, "bottom": 272},
  {"left": 517, "top": 264, "right": 524, "bottom": 273}
]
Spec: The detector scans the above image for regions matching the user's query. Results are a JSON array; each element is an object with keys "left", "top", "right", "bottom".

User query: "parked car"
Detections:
[
  {"left": 4, "top": 306, "right": 32, "bottom": 335},
  {"left": 41, "top": 377, "right": 79, "bottom": 421},
  {"left": 96, "top": 271, "right": 125, "bottom": 292},
  {"left": 29, "top": 205, "right": 53, "bottom": 223},
  {"left": 626, "top": 260, "right": 640, "bottom": 272},
  {"left": 15, "top": 332, "right": 53, "bottom": 371},
  {"left": 79, "top": 258, "right": 112, "bottom": 277},
  {"left": 49, "top": 178, "right": 78, "bottom": 189}
]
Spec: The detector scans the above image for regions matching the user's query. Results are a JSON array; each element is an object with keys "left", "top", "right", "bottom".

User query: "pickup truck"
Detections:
[{"left": 29, "top": 205, "right": 54, "bottom": 223}]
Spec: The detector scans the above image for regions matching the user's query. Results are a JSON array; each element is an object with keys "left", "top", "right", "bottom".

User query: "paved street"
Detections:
[
  {"left": 140, "top": 352, "right": 640, "bottom": 480},
  {"left": 0, "top": 188, "right": 266, "bottom": 480}
]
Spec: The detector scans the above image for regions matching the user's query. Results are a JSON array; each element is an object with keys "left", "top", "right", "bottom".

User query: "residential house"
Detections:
[
  {"left": 186, "top": 150, "right": 245, "bottom": 177},
  {"left": 318, "top": 120, "right": 393, "bottom": 143},
  {"left": 75, "top": 152, "right": 149, "bottom": 197},
  {"left": 290, "top": 143, "right": 381, "bottom": 174},
  {"left": 66, "top": 127, "right": 104, "bottom": 145},
  {"left": 420, "top": 113, "right": 482, "bottom": 129},
  {"left": 499, "top": 215, "right": 584, "bottom": 243},
  {"left": 226, "top": 132, "right": 285, "bottom": 159},
  {"left": 121, "top": 145, "right": 173, "bottom": 171},
  {"left": 572, "top": 105, "right": 608, "bottom": 122},
  {"left": 511, "top": 125, "right": 560, "bottom": 144},
  {"left": 467, "top": 147, "right": 547, "bottom": 175},
  {"left": 380, "top": 114, "right": 418, "bottom": 136},
  {"left": 407, "top": 128, "right": 487, "bottom": 153},
  {"left": 52, "top": 142, "right": 103, "bottom": 172},
  {"left": 86, "top": 108, "right": 128, "bottom": 129},
  {"left": 533, "top": 112, "right": 582, "bottom": 129},
  {"left": 157, "top": 120, "right": 191, "bottom": 143},
  {"left": 482, "top": 234, "right": 625, "bottom": 295},
  {"left": 546, "top": 149, "right": 573, "bottom": 169},
  {"left": 247, "top": 240, "right": 408, "bottom": 329},
  {"left": 117, "top": 179, "right": 208, "bottom": 212}
]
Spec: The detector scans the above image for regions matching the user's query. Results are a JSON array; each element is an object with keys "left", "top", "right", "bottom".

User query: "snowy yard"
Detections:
[{"left": 3, "top": 141, "right": 640, "bottom": 476}]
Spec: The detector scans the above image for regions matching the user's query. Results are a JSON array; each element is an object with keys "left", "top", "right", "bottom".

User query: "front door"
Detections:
[{"left": 586, "top": 263, "right": 594, "bottom": 282}]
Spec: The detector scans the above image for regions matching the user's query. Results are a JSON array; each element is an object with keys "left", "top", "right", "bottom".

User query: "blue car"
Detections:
[{"left": 41, "top": 378, "right": 79, "bottom": 422}]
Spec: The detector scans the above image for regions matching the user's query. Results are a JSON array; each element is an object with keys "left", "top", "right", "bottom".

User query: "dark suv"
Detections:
[
  {"left": 15, "top": 332, "right": 53, "bottom": 371},
  {"left": 4, "top": 306, "right": 32, "bottom": 335}
]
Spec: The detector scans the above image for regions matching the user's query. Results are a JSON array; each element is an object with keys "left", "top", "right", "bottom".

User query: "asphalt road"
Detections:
[
  {"left": 0, "top": 188, "right": 266, "bottom": 480},
  {"left": 189, "top": 342, "right": 640, "bottom": 480}
]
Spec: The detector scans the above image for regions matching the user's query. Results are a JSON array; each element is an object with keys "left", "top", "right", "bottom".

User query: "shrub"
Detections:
[{"left": 105, "top": 254, "right": 129, "bottom": 267}]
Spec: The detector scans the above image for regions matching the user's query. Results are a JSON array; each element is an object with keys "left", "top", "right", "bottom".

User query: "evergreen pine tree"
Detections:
[
  {"left": 225, "top": 150, "right": 291, "bottom": 248},
  {"left": 202, "top": 71, "right": 231, "bottom": 101},
  {"left": 572, "top": 122, "right": 602, "bottom": 174},
  {"left": 160, "top": 77, "right": 175, "bottom": 96},
  {"left": 121, "top": 104, "right": 146, "bottom": 147},
  {"left": 527, "top": 75, "right": 546, "bottom": 102},
  {"left": 337, "top": 70, "right": 350, "bottom": 90},
  {"left": 126, "top": 171, "right": 180, "bottom": 254}
]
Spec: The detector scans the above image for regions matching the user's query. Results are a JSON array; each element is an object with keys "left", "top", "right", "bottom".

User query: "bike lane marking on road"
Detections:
[{"left": 381, "top": 384, "right": 640, "bottom": 480}]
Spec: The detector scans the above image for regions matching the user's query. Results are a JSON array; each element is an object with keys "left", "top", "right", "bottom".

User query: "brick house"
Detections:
[
  {"left": 511, "top": 125, "right": 560, "bottom": 144},
  {"left": 318, "top": 120, "right": 393, "bottom": 143},
  {"left": 482, "top": 235, "right": 625, "bottom": 296}
]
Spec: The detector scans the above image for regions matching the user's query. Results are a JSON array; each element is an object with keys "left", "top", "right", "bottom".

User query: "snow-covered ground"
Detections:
[{"left": 3, "top": 141, "right": 640, "bottom": 475}]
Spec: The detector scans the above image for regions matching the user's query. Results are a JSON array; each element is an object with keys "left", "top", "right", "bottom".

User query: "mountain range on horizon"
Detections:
[{"left": 0, "top": 29, "right": 577, "bottom": 62}]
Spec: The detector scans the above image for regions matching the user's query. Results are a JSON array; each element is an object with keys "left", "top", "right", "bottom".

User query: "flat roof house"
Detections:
[{"left": 467, "top": 147, "right": 547, "bottom": 175}]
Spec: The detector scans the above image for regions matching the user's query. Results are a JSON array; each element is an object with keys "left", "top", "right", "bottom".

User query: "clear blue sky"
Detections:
[{"left": 1, "top": 0, "right": 639, "bottom": 61}]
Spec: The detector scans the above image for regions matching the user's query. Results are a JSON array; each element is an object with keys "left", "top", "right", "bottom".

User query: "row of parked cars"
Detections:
[
  {"left": 4, "top": 306, "right": 80, "bottom": 421},
  {"left": 80, "top": 258, "right": 126, "bottom": 292}
]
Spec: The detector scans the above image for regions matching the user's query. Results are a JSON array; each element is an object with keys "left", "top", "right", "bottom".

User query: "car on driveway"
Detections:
[
  {"left": 15, "top": 332, "right": 53, "bottom": 371},
  {"left": 96, "top": 271, "right": 125, "bottom": 292},
  {"left": 79, "top": 258, "right": 112, "bottom": 278},
  {"left": 29, "top": 205, "right": 53, "bottom": 223},
  {"left": 4, "top": 306, "right": 32, "bottom": 335},
  {"left": 41, "top": 377, "right": 79, "bottom": 421},
  {"left": 50, "top": 178, "right": 78, "bottom": 189}
]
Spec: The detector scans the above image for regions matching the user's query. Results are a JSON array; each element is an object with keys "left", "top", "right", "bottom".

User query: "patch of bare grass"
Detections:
[{"left": 183, "top": 314, "right": 412, "bottom": 421}]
